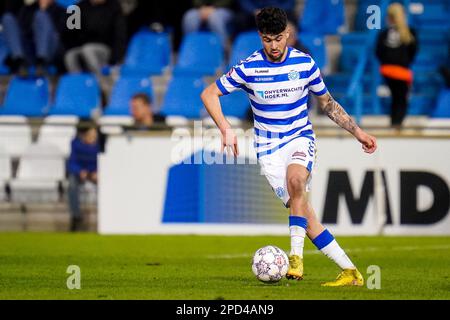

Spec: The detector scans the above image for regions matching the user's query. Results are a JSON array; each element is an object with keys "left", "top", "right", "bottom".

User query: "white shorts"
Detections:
[{"left": 258, "top": 136, "right": 317, "bottom": 207}]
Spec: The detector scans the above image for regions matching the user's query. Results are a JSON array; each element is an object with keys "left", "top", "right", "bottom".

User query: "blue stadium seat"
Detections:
[
  {"left": 412, "top": 72, "right": 444, "bottom": 97},
  {"left": 220, "top": 90, "right": 250, "bottom": 119},
  {"left": 339, "top": 32, "right": 370, "bottom": 73},
  {"left": 408, "top": 94, "right": 435, "bottom": 115},
  {"left": 0, "top": 33, "right": 10, "bottom": 75},
  {"left": 56, "top": 0, "right": 79, "bottom": 7},
  {"left": 412, "top": 45, "right": 448, "bottom": 72},
  {"left": 49, "top": 73, "right": 100, "bottom": 118},
  {"left": 121, "top": 31, "right": 171, "bottom": 76},
  {"left": 298, "top": 32, "right": 327, "bottom": 69},
  {"left": 409, "top": 4, "right": 450, "bottom": 29},
  {"left": 159, "top": 76, "right": 205, "bottom": 119},
  {"left": 103, "top": 77, "right": 153, "bottom": 116},
  {"left": 228, "top": 31, "right": 261, "bottom": 69},
  {"left": 324, "top": 74, "right": 352, "bottom": 94},
  {"left": 417, "top": 30, "right": 449, "bottom": 46},
  {"left": 300, "top": 0, "right": 345, "bottom": 35},
  {"left": 431, "top": 89, "right": 450, "bottom": 118},
  {"left": 0, "top": 77, "right": 48, "bottom": 117},
  {"left": 173, "top": 32, "right": 223, "bottom": 76},
  {"left": 324, "top": 74, "right": 374, "bottom": 112}
]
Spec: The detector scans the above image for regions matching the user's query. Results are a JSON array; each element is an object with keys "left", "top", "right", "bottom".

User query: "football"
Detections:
[{"left": 252, "top": 245, "right": 289, "bottom": 282}]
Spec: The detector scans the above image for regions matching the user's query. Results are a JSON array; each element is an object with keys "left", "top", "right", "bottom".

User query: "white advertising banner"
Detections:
[{"left": 98, "top": 133, "right": 450, "bottom": 235}]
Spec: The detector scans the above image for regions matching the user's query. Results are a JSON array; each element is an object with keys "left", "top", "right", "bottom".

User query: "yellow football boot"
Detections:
[
  {"left": 286, "top": 255, "right": 303, "bottom": 280},
  {"left": 321, "top": 268, "right": 364, "bottom": 287}
]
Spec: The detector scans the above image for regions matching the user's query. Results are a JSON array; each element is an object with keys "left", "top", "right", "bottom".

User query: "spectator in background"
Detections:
[
  {"left": 376, "top": 3, "right": 418, "bottom": 129},
  {"left": 67, "top": 126, "right": 99, "bottom": 232},
  {"left": 125, "top": 0, "right": 191, "bottom": 51},
  {"left": 64, "top": 0, "right": 126, "bottom": 75},
  {"left": 1, "top": 0, "right": 66, "bottom": 76},
  {"left": 232, "top": 0, "right": 296, "bottom": 37},
  {"left": 182, "top": 0, "right": 234, "bottom": 48},
  {"left": 0, "top": 0, "right": 25, "bottom": 75},
  {"left": 129, "top": 93, "right": 154, "bottom": 129},
  {"left": 286, "top": 20, "right": 309, "bottom": 54}
]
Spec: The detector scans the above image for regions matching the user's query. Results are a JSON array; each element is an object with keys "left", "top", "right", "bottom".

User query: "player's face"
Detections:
[{"left": 260, "top": 29, "right": 289, "bottom": 62}]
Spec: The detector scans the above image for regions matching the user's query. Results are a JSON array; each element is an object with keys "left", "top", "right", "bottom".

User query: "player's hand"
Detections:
[
  {"left": 355, "top": 129, "right": 377, "bottom": 154},
  {"left": 221, "top": 127, "right": 239, "bottom": 157}
]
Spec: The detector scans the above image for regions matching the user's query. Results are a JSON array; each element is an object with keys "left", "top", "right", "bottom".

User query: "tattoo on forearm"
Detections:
[{"left": 322, "top": 93, "right": 358, "bottom": 134}]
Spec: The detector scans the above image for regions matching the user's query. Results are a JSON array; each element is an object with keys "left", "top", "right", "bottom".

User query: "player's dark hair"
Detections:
[
  {"left": 255, "top": 7, "right": 288, "bottom": 35},
  {"left": 131, "top": 93, "right": 152, "bottom": 105}
]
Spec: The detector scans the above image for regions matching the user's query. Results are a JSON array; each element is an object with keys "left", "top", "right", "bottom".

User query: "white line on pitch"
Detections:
[{"left": 206, "top": 244, "right": 450, "bottom": 259}]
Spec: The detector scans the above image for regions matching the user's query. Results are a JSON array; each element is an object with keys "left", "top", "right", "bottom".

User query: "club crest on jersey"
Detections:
[{"left": 288, "top": 70, "right": 300, "bottom": 81}]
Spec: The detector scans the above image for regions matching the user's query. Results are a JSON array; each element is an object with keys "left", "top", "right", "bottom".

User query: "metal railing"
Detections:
[{"left": 345, "top": 0, "right": 391, "bottom": 123}]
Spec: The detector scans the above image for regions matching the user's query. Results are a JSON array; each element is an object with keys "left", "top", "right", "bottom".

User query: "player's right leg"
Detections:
[{"left": 285, "top": 164, "right": 310, "bottom": 280}]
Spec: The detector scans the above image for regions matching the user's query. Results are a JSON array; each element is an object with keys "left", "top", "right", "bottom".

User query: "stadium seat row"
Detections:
[
  {"left": 0, "top": 141, "right": 97, "bottom": 204},
  {"left": 0, "top": 74, "right": 251, "bottom": 120}
]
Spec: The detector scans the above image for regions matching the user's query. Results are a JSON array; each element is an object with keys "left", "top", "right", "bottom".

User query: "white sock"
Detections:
[
  {"left": 320, "top": 240, "right": 355, "bottom": 270},
  {"left": 290, "top": 226, "right": 306, "bottom": 258}
]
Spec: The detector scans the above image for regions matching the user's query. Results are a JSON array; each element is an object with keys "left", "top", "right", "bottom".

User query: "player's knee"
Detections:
[{"left": 287, "top": 174, "right": 307, "bottom": 197}]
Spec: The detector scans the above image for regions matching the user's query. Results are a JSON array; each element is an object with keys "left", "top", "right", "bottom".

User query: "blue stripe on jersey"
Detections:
[
  {"left": 253, "top": 141, "right": 272, "bottom": 148},
  {"left": 233, "top": 67, "right": 248, "bottom": 82},
  {"left": 257, "top": 132, "right": 315, "bottom": 158},
  {"left": 243, "top": 56, "right": 312, "bottom": 69},
  {"left": 309, "top": 64, "right": 318, "bottom": 77},
  {"left": 226, "top": 75, "right": 243, "bottom": 88},
  {"left": 254, "top": 130, "right": 314, "bottom": 148},
  {"left": 254, "top": 121, "right": 312, "bottom": 139},
  {"left": 241, "top": 71, "right": 310, "bottom": 84},
  {"left": 309, "top": 76, "right": 323, "bottom": 86},
  {"left": 221, "top": 76, "right": 255, "bottom": 96},
  {"left": 250, "top": 94, "right": 308, "bottom": 112},
  {"left": 311, "top": 87, "right": 328, "bottom": 96},
  {"left": 215, "top": 79, "right": 229, "bottom": 95},
  {"left": 253, "top": 108, "right": 308, "bottom": 125}
]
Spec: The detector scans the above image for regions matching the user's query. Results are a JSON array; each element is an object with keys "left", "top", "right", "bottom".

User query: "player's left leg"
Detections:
[{"left": 303, "top": 204, "right": 364, "bottom": 287}]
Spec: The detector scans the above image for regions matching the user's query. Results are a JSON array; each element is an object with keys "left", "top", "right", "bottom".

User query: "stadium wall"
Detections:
[{"left": 98, "top": 132, "right": 450, "bottom": 235}]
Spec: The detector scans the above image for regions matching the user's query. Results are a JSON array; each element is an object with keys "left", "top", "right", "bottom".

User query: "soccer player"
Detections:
[{"left": 201, "top": 7, "right": 377, "bottom": 286}]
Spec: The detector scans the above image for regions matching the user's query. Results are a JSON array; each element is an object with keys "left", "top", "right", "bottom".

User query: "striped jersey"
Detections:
[{"left": 216, "top": 47, "right": 328, "bottom": 158}]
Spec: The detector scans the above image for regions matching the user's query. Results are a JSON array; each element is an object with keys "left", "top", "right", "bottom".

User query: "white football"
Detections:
[{"left": 251, "top": 245, "right": 289, "bottom": 282}]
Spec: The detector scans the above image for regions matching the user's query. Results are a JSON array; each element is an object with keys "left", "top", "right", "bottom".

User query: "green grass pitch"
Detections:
[{"left": 0, "top": 233, "right": 449, "bottom": 300}]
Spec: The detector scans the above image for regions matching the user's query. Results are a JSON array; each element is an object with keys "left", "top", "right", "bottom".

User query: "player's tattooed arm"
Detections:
[
  {"left": 317, "top": 92, "right": 377, "bottom": 154},
  {"left": 318, "top": 92, "right": 359, "bottom": 135}
]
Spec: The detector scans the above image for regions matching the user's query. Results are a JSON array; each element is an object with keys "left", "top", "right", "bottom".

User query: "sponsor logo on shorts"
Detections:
[{"left": 275, "top": 187, "right": 285, "bottom": 199}]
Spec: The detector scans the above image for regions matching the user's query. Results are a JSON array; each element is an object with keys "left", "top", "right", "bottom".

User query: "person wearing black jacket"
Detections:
[
  {"left": 375, "top": 3, "right": 418, "bottom": 128},
  {"left": 64, "top": 0, "right": 126, "bottom": 75},
  {"left": 1, "top": 0, "right": 66, "bottom": 76}
]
